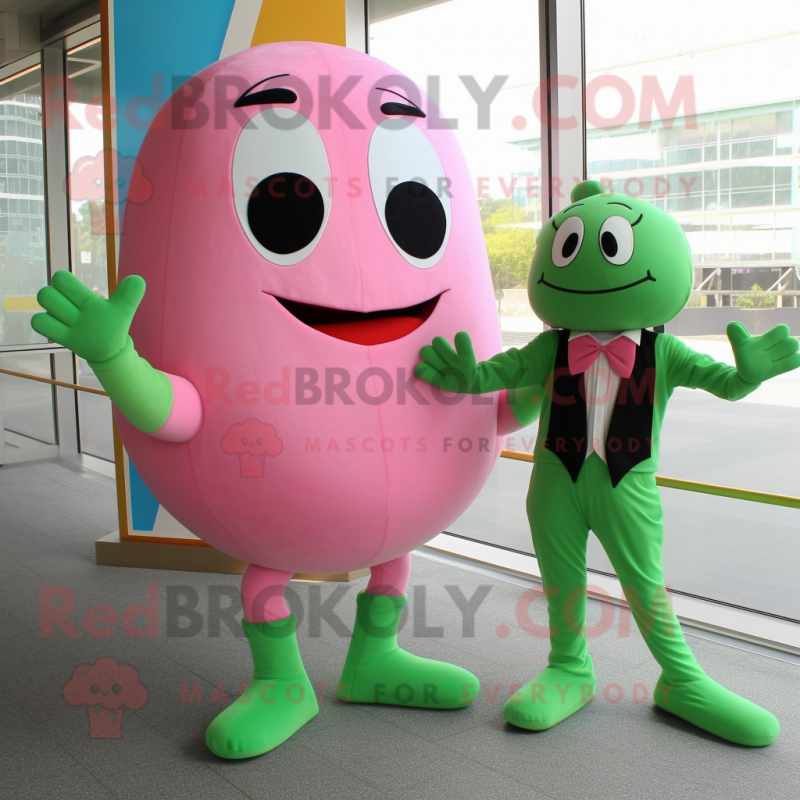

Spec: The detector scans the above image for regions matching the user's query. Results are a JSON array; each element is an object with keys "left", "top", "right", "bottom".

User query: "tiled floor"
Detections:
[{"left": 1, "top": 460, "right": 798, "bottom": 799}]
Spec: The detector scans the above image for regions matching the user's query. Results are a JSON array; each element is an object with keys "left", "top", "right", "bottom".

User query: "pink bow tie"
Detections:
[{"left": 568, "top": 334, "right": 637, "bottom": 379}]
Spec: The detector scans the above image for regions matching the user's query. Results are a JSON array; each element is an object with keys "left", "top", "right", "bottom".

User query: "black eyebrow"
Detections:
[
  {"left": 376, "top": 87, "right": 425, "bottom": 118},
  {"left": 552, "top": 203, "right": 583, "bottom": 230},
  {"left": 235, "top": 73, "right": 297, "bottom": 108},
  {"left": 608, "top": 200, "right": 643, "bottom": 225}
]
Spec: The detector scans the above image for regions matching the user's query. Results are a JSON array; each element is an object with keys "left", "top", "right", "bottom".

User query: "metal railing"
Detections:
[
  {"left": 0, "top": 367, "right": 107, "bottom": 395},
  {"left": 1, "top": 365, "right": 797, "bottom": 510},
  {"left": 501, "top": 450, "right": 800, "bottom": 509}
]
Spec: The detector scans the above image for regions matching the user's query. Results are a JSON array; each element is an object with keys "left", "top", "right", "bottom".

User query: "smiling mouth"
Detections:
[
  {"left": 538, "top": 270, "right": 657, "bottom": 294},
  {"left": 268, "top": 293, "right": 441, "bottom": 345}
]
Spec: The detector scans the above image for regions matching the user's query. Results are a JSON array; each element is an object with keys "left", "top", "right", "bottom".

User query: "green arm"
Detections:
[
  {"left": 88, "top": 337, "right": 173, "bottom": 432},
  {"left": 663, "top": 333, "right": 760, "bottom": 401},
  {"left": 415, "top": 329, "right": 558, "bottom": 394},
  {"left": 664, "top": 323, "right": 800, "bottom": 401},
  {"left": 473, "top": 331, "right": 558, "bottom": 393},
  {"left": 31, "top": 271, "right": 173, "bottom": 433},
  {"left": 507, "top": 383, "right": 545, "bottom": 428}
]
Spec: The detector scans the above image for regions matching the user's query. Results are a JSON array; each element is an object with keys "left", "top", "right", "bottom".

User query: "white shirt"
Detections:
[{"left": 567, "top": 329, "right": 642, "bottom": 463}]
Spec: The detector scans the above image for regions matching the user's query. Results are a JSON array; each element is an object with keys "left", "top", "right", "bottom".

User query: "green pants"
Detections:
[{"left": 527, "top": 454, "right": 704, "bottom": 684}]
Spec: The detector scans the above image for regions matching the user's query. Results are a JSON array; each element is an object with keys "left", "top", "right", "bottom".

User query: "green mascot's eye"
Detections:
[
  {"left": 598, "top": 216, "right": 634, "bottom": 265},
  {"left": 552, "top": 216, "right": 584, "bottom": 267}
]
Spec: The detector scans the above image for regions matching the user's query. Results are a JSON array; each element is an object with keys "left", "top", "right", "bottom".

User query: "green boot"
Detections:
[
  {"left": 503, "top": 659, "right": 596, "bottom": 731},
  {"left": 654, "top": 672, "right": 779, "bottom": 746},
  {"left": 337, "top": 592, "right": 478, "bottom": 709},
  {"left": 206, "top": 615, "right": 319, "bottom": 759}
]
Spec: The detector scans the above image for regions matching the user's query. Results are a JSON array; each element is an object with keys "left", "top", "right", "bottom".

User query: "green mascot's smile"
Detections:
[{"left": 538, "top": 270, "right": 656, "bottom": 294}]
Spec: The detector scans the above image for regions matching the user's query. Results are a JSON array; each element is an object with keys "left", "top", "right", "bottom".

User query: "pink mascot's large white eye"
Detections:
[
  {"left": 232, "top": 107, "right": 332, "bottom": 266},
  {"left": 368, "top": 118, "right": 451, "bottom": 269}
]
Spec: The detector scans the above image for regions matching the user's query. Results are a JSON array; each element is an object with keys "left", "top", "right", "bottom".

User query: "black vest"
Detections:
[{"left": 544, "top": 329, "right": 658, "bottom": 488}]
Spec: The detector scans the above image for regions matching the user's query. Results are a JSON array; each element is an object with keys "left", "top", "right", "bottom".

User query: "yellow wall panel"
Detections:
[
  {"left": 3, "top": 296, "right": 41, "bottom": 311},
  {"left": 252, "top": 0, "right": 347, "bottom": 47}
]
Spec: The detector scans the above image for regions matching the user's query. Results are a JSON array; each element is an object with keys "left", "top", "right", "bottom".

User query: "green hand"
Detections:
[
  {"left": 727, "top": 321, "right": 800, "bottom": 385},
  {"left": 31, "top": 271, "right": 145, "bottom": 364},
  {"left": 415, "top": 331, "right": 478, "bottom": 393}
]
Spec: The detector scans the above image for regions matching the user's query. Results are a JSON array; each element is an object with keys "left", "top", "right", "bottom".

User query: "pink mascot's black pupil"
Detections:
[
  {"left": 601, "top": 231, "right": 618, "bottom": 258},
  {"left": 562, "top": 232, "right": 579, "bottom": 259},
  {"left": 384, "top": 180, "right": 446, "bottom": 259},
  {"left": 247, "top": 171, "right": 324, "bottom": 254}
]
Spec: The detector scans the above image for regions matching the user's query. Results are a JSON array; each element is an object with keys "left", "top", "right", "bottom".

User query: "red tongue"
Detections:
[{"left": 309, "top": 315, "right": 423, "bottom": 345}]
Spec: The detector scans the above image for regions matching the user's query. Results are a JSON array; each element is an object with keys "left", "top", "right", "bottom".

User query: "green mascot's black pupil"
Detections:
[
  {"left": 601, "top": 231, "right": 618, "bottom": 258},
  {"left": 562, "top": 232, "right": 579, "bottom": 259}
]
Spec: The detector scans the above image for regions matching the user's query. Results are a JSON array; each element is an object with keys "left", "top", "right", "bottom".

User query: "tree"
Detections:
[
  {"left": 735, "top": 283, "right": 777, "bottom": 309},
  {"left": 478, "top": 198, "right": 514, "bottom": 223},
  {"left": 484, "top": 227, "right": 536, "bottom": 290},
  {"left": 486, "top": 203, "right": 528, "bottom": 226},
  {"left": 478, "top": 199, "right": 536, "bottom": 289},
  {"left": 71, "top": 200, "right": 109, "bottom": 297}
]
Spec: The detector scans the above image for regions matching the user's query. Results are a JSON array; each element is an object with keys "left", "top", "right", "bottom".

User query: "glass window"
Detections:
[
  {"left": 370, "top": 0, "right": 543, "bottom": 338},
  {"left": 417, "top": 1, "right": 800, "bottom": 622},
  {"left": 731, "top": 141, "right": 749, "bottom": 159},
  {"left": 67, "top": 39, "right": 107, "bottom": 297},
  {"left": 0, "top": 352, "right": 56, "bottom": 447},
  {"left": 0, "top": 65, "right": 47, "bottom": 347},
  {"left": 66, "top": 38, "right": 114, "bottom": 462},
  {"left": 576, "top": 0, "right": 800, "bottom": 617},
  {"left": 749, "top": 139, "right": 774, "bottom": 158},
  {"left": 75, "top": 357, "right": 114, "bottom": 461},
  {"left": 369, "top": 0, "right": 547, "bottom": 573}
]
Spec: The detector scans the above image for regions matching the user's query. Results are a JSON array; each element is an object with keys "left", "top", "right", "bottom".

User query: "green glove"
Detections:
[
  {"left": 415, "top": 331, "right": 479, "bottom": 393},
  {"left": 727, "top": 321, "right": 800, "bottom": 385},
  {"left": 33, "top": 270, "right": 144, "bottom": 363},
  {"left": 31, "top": 271, "right": 173, "bottom": 434}
]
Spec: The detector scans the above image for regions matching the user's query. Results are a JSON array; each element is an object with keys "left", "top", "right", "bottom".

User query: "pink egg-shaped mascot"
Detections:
[{"left": 32, "top": 42, "right": 537, "bottom": 759}]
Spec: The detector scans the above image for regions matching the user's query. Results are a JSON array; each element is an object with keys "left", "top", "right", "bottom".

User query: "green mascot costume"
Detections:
[{"left": 416, "top": 180, "right": 799, "bottom": 746}]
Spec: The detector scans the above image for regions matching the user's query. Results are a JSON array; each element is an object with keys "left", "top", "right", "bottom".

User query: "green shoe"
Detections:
[
  {"left": 206, "top": 615, "right": 319, "bottom": 759},
  {"left": 337, "top": 592, "right": 478, "bottom": 709},
  {"left": 654, "top": 672, "right": 779, "bottom": 746},
  {"left": 504, "top": 663, "right": 596, "bottom": 731}
]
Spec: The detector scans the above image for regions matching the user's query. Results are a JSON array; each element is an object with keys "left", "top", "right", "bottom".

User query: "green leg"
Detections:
[
  {"left": 504, "top": 462, "right": 596, "bottom": 730},
  {"left": 587, "top": 459, "right": 779, "bottom": 747},
  {"left": 337, "top": 592, "right": 478, "bottom": 709},
  {"left": 206, "top": 615, "right": 319, "bottom": 759}
]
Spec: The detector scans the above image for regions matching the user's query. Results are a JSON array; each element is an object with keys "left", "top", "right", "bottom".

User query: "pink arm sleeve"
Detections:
[{"left": 149, "top": 374, "right": 203, "bottom": 442}]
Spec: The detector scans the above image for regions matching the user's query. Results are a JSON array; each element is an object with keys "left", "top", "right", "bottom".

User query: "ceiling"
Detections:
[{"left": 0, "top": 0, "right": 94, "bottom": 29}]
